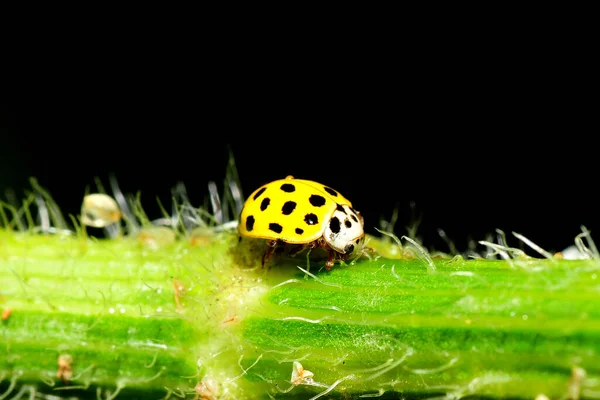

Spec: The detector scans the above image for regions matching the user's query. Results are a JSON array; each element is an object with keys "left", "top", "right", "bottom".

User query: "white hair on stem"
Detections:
[
  {"left": 574, "top": 225, "right": 599, "bottom": 259},
  {"left": 109, "top": 174, "right": 139, "bottom": 233},
  {"left": 208, "top": 181, "right": 222, "bottom": 225},
  {"left": 512, "top": 231, "right": 554, "bottom": 259},
  {"left": 296, "top": 266, "right": 342, "bottom": 288}
]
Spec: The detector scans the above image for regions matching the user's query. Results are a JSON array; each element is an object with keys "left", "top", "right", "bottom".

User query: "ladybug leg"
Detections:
[
  {"left": 262, "top": 239, "right": 279, "bottom": 267},
  {"left": 315, "top": 238, "right": 336, "bottom": 271},
  {"left": 325, "top": 249, "right": 336, "bottom": 270}
]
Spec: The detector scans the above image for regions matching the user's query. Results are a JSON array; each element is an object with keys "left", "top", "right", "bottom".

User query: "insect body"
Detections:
[{"left": 238, "top": 176, "right": 365, "bottom": 270}]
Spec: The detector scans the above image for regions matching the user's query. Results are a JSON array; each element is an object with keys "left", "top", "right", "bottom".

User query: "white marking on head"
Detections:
[{"left": 324, "top": 204, "right": 365, "bottom": 255}]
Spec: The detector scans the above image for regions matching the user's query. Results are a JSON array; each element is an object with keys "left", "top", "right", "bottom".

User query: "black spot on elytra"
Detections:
[
  {"left": 280, "top": 183, "right": 295, "bottom": 193},
  {"left": 260, "top": 197, "right": 270, "bottom": 211},
  {"left": 345, "top": 244, "right": 355, "bottom": 254},
  {"left": 269, "top": 223, "right": 283, "bottom": 233},
  {"left": 350, "top": 213, "right": 359, "bottom": 223},
  {"left": 324, "top": 186, "right": 338, "bottom": 197},
  {"left": 253, "top": 187, "right": 266, "bottom": 200},
  {"left": 281, "top": 201, "right": 297, "bottom": 215},
  {"left": 309, "top": 194, "right": 326, "bottom": 207},
  {"left": 304, "top": 213, "right": 319, "bottom": 225},
  {"left": 345, "top": 219, "right": 352, "bottom": 228},
  {"left": 295, "top": 227, "right": 304, "bottom": 235},
  {"left": 329, "top": 216, "right": 340, "bottom": 233},
  {"left": 246, "top": 215, "right": 255, "bottom": 231},
  {"left": 336, "top": 204, "right": 346, "bottom": 213}
]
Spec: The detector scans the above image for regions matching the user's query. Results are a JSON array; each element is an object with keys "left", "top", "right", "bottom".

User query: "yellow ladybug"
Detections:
[{"left": 238, "top": 175, "right": 365, "bottom": 270}]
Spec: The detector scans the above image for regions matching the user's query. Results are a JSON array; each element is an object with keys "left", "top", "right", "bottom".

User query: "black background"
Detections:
[{"left": 1, "top": 45, "right": 597, "bottom": 255}]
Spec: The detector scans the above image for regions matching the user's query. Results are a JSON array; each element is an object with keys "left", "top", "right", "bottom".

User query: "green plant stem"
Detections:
[{"left": 2, "top": 228, "right": 600, "bottom": 399}]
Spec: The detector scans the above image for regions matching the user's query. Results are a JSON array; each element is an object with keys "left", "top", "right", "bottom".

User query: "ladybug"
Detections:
[{"left": 238, "top": 176, "right": 365, "bottom": 270}]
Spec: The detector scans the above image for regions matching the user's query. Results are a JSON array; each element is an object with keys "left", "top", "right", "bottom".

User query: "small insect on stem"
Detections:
[
  {"left": 2, "top": 307, "right": 11, "bottom": 321},
  {"left": 57, "top": 354, "right": 74, "bottom": 384},
  {"left": 291, "top": 361, "right": 315, "bottom": 386},
  {"left": 81, "top": 193, "right": 122, "bottom": 228}
]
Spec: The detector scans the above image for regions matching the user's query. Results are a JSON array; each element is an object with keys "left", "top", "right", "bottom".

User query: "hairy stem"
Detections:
[{"left": 1, "top": 228, "right": 600, "bottom": 399}]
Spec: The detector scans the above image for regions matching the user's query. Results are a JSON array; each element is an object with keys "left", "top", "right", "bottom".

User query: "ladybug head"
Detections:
[{"left": 323, "top": 204, "right": 365, "bottom": 255}]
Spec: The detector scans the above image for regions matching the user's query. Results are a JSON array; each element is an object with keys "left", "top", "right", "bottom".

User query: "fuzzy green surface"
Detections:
[
  {"left": 242, "top": 256, "right": 600, "bottom": 398},
  {"left": 1, "top": 229, "right": 239, "bottom": 399},
  {"left": 2, "top": 228, "right": 600, "bottom": 399}
]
